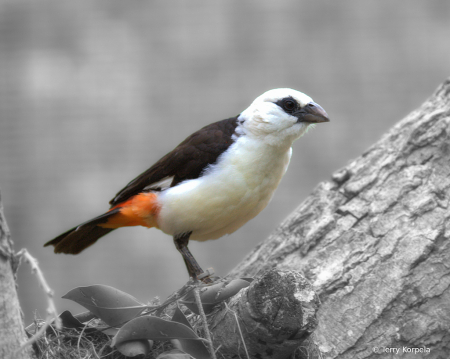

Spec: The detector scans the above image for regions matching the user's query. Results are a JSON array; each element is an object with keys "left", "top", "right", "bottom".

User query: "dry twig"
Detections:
[
  {"left": 14, "top": 248, "right": 61, "bottom": 356},
  {"left": 193, "top": 280, "right": 217, "bottom": 359}
]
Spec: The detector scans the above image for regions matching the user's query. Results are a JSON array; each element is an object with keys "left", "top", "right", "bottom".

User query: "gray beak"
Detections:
[{"left": 295, "top": 102, "right": 330, "bottom": 123}]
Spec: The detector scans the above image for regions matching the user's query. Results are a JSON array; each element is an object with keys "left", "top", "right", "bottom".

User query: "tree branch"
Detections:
[{"left": 15, "top": 249, "right": 61, "bottom": 356}]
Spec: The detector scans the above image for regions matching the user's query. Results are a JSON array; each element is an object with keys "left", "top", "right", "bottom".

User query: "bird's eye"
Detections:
[{"left": 283, "top": 100, "right": 296, "bottom": 112}]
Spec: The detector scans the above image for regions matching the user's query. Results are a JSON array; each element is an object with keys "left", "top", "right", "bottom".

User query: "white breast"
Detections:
[{"left": 156, "top": 135, "right": 292, "bottom": 241}]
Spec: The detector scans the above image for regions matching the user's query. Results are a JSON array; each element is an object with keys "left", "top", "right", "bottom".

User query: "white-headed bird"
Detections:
[{"left": 45, "top": 89, "right": 329, "bottom": 281}]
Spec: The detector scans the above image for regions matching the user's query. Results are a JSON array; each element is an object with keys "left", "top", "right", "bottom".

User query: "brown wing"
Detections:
[{"left": 109, "top": 116, "right": 240, "bottom": 206}]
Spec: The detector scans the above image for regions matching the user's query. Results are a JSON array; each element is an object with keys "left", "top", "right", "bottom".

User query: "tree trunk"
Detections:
[
  {"left": 228, "top": 78, "right": 450, "bottom": 358},
  {"left": 0, "top": 190, "right": 34, "bottom": 359}
]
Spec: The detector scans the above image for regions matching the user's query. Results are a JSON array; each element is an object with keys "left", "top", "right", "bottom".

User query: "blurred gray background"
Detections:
[{"left": 0, "top": 0, "right": 449, "bottom": 323}]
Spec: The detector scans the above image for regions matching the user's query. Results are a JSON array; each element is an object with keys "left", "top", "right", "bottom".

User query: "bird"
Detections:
[{"left": 45, "top": 88, "right": 329, "bottom": 282}]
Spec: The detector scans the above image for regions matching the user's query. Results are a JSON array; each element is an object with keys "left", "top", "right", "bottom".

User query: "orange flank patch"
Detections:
[{"left": 100, "top": 193, "right": 160, "bottom": 229}]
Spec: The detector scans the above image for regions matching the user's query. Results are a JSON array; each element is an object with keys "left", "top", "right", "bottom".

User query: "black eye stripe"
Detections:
[{"left": 274, "top": 96, "right": 298, "bottom": 114}]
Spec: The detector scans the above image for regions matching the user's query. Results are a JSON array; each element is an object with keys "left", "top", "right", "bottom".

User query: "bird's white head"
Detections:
[{"left": 237, "top": 88, "right": 329, "bottom": 148}]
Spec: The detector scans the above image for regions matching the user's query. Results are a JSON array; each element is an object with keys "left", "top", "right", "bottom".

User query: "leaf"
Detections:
[
  {"left": 62, "top": 285, "right": 147, "bottom": 327},
  {"left": 56, "top": 310, "right": 118, "bottom": 336},
  {"left": 156, "top": 349, "right": 190, "bottom": 359},
  {"left": 171, "top": 307, "right": 210, "bottom": 358},
  {"left": 58, "top": 310, "right": 86, "bottom": 330},
  {"left": 43, "top": 311, "right": 97, "bottom": 336},
  {"left": 171, "top": 306, "right": 193, "bottom": 330},
  {"left": 116, "top": 339, "right": 152, "bottom": 357},
  {"left": 94, "top": 324, "right": 120, "bottom": 337},
  {"left": 73, "top": 311, "right": 97, "bottom": 323},
  {"left": 175, "top": 338, "right": 209, "bottom": 359},
  {"left": 112, "top": 315, "right": 210, "bottom": 359},
  {"left": 181, "top": 278, "right": 250, "bottom": 314},
  {"left": 112, "top": 315, "right": 200, "bottom": 344}
]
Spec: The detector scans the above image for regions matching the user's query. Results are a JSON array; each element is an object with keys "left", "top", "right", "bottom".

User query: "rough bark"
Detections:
[
  {"left": 0, "top": 190, "right": 34, "bottom": 359},
  {"left": 208, "top": 270, "right": 319, "bottom": 359},
  {"left": 228, "top": 78, "right": 450, "bottom": 358}
]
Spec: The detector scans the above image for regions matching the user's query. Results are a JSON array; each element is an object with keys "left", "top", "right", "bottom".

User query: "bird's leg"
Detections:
[{"left": 173, "top": 232, "right": 212, "bottom": 283}]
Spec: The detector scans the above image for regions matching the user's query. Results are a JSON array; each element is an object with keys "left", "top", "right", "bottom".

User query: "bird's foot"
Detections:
[{"left": 196, "top": 267, "right": 215, "bottom": 284}]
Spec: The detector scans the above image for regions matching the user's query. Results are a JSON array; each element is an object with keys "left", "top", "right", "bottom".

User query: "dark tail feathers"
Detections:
[{"left": 44, "top": 210, "right": 119, "bottom": 254}]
